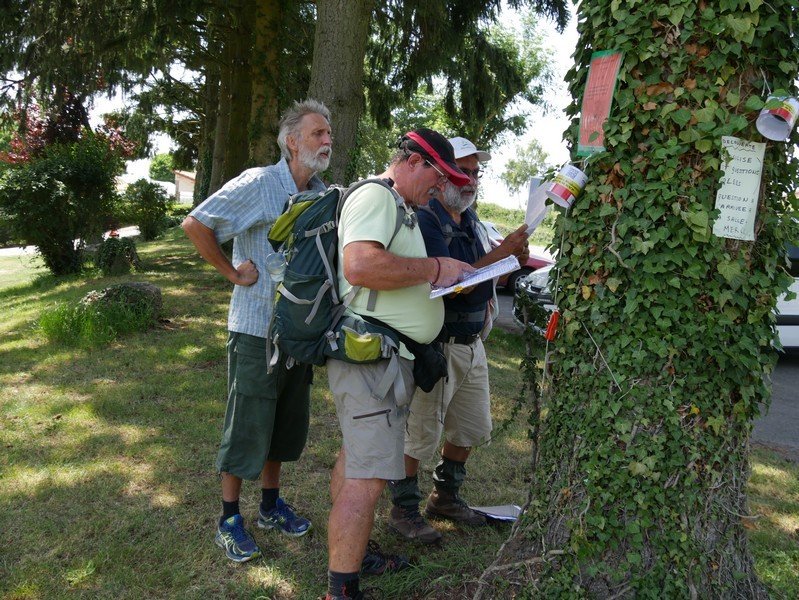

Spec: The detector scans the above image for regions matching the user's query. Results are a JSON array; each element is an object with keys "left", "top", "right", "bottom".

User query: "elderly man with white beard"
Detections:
[
  {"left": 183, "top": 99, "right": 332, "bottom": 562},
  {"left": 387, "top": 136, "right": 531, "bottom": 544}
]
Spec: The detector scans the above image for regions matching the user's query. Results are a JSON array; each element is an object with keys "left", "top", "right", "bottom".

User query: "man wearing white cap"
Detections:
[{"left": 388, "top": 136, "right": 531, "bottom": 543}]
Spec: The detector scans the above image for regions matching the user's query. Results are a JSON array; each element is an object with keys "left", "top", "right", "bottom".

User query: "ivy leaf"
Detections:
[
  {"left": 706, "top": 415, "right": 725, "bottom": 435},
  {"left": 667, "top": 6, "right": 685, "bottom": 26},
  {"left": 582, "top": 285, "right": 593, "bottom": 300},
  {"left": 671, "top": 109, "right": 692, "bottom": 126},
  {"left": 726, "top": 91, "right": 740, "bottom": 107},
  {"left": 695, "top": 139, "right": 713, "bottom": 153},
  {"left": 599, "top": 203, "right": 617, "bottom": 217},
  {"left": 778, "top": 61, "right": 794, "bottom": 74},
  {"left": 744, "top": 95, "right": 764, "bottom": 111},
  {"left": 628, "top": 462, "right": 648, "bottom": 476},
  {"left": 717, "top": 260, "right": 742, "bottom": 282},
  {"left": 606, "top": 277, "right": 622, "bottom": 293},
  {"left": 718, "top": 290, "right": 734, "bottom": 308},
  {"left": 632, "top": 237, "right": 656, "bottom": 254}
]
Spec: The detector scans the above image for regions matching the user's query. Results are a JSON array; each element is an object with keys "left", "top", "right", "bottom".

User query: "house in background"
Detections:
[{"left": 174, "top": 170, "right": 196, "bottom": 204}]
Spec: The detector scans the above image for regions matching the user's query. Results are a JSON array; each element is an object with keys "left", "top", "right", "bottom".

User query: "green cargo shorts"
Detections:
[{"left": 216, "top": 332, "right": 312, "bottom": 481}]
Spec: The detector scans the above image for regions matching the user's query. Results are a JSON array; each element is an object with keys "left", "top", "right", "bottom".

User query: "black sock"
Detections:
[
  {"left": 261, "top": 487, "right": 279, "bottom": 512},
  {"left": 221, "top": 500, "right": 239, "bottom": 525},
  {"left": 327, "top": 570, "right": 359, "bottom": 598}
]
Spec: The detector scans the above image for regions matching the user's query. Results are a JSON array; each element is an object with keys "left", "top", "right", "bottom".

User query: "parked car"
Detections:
[
  {"left": 481, "top": 220, "right": 554, "bottom": 289},
  {"left": 512, "top": 264, "right": 555, "bottom": 333},
  {"left": 514, "top": 251, "right": 799, "bottom": 350},
  {"left": 777, "top": 244, "right": 799, "bottom": 350}
]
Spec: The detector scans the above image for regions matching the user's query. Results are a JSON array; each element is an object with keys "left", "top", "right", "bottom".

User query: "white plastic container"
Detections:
[
  {"left": 756, "top": 96, "right": 799, "bottom": 141},
  {"left": 546, "top": 164, "right": 588, "bottom": 209}
]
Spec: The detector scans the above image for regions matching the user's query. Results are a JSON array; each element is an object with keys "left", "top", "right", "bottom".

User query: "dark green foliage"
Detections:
[
  {"left": 0, "top": 134, "right": 123, "bottom": 275},
  {"left": 148, "top": 153, "right": 174, "bottom": 182},
  {"left": 122, "top": 179, "right": 173, "bottom": 240},
  {"left": 491, "top": 1, "right": 799, "bottom": 598},
  {"left": 95, "top": 237, "right": 140, "bottom": 276},
  {"left": 39, "top": 284, "right": 158, "bottom": 347}
]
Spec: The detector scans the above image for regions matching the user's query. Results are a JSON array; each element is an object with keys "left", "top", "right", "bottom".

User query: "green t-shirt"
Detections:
[{"left": 338, "top": 181, "right": 444, "bottom": 353}]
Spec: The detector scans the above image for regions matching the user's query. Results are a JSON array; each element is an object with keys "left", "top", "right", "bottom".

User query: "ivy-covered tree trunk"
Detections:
[
  {"left": 480, "top": 2, "right": 798, "bottom": 598},
  {"left": 307, "top": 0, "right": 374, "bottom": 184}
]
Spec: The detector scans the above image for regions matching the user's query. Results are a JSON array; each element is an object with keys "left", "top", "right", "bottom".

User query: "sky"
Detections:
[{"left": 479, "top": 5, "right": 580, "bottom": 210}]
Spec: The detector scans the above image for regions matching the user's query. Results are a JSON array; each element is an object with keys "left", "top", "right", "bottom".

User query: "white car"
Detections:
[{"left": 776, "top": 244, "right": 799, "bottom": 350}]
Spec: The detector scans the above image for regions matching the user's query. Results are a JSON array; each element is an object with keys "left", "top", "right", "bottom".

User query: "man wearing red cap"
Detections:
[
  {"left": 388, "top": 136, "right": 530, "bottom": 544},
  {"left": 324, "top": 129, "right": 472, "bottom": 600}
]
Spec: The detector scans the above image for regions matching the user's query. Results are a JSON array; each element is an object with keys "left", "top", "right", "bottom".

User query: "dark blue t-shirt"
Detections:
[{"left": 417, "top": 199, "right": 493, "bottom": 337}]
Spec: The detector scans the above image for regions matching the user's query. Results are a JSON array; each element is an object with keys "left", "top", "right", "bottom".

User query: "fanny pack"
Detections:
[{"left": 363, "top": 316, "right": 448, "bottom": 393}]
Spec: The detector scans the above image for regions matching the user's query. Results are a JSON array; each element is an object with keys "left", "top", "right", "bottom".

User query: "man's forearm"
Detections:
[
  {"left": 181, "top": 216, "right": 239, "bottom": 283},
  {"left": 343, "top": 242, "right": 436, "bottom": 290}
]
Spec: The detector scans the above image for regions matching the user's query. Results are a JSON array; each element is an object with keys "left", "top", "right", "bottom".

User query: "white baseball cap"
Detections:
[{"left": 448, "top": 136, "right": 491, "bottom": 162}]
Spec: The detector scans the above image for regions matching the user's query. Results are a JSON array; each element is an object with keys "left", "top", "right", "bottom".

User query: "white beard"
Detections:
[
  {"left": 299, "top": 144, "right": 331, "bottom": 173},
  {"left": 442, "top": 182, "right": 476, "bottom": 212}
]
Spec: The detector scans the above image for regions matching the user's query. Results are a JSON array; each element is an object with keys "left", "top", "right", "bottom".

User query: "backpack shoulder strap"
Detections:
[
  {"left": 416, "top": 203, "right": 463, "bottom": 247},
  {"left": 339, "top": 178, "right": 409, "bottom": 313}
]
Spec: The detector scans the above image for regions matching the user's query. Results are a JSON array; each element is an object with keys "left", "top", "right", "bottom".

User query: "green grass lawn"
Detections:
[{"left": 1, "top": 225, "right": 796, "bottom": 599}]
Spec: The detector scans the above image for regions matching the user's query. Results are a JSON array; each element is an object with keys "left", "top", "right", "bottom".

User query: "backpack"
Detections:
[{"left": 266, "top": 178, "right": 407, "bottom": 369}]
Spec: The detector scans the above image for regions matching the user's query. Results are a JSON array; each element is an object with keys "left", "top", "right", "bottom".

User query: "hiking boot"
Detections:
[
  {"left": 388, "top": 505, "right": 442, "bottom": 544},
  {"left": 214, "top": 514, "right": 262, "bottom": 563},
  {"left": 425, "top": 489, "right": 487, "bottom": 526},
  {"left": 360, "top": 540, "right": 410, "bottom": 575}
]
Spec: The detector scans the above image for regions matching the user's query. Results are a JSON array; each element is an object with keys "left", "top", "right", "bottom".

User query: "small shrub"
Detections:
[
  {"left": 123, "top": 179, "right": 172, "bottom": 240},
  {"left": 149, "top": 153, "right": 174, "bottom": 182},
  {"left": 39, "top": 284, "right": 159, "bottom": 346},
  {"left": 95, "top": 237, "right": 140, "bottom": 276}
]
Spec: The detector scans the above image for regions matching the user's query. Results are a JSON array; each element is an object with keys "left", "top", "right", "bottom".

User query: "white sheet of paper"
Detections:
[
  {"left": 429, "top": 256, "right": 520, "bottom": 299},
  {"left": 470, "top": 504, "right": 522, "bottom": 521},
  {"left": 525, "top": 179, "right": 551, "bottom": 237},
  {"left": 712, "top": 136, "right": 765, "bottom": 241}
]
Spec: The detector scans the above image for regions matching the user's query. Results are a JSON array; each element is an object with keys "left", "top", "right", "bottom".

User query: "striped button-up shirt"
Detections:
[{"left": 189, "top": 158, "right": 326, "bottom": 337}]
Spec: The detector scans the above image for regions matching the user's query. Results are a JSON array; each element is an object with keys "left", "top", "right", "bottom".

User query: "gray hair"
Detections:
[{"left": 277, "top": 99, "right": 331, "bottom": 160}]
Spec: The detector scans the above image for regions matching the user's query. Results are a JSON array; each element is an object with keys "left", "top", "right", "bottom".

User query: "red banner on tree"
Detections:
[{"left": 577, "top": 50, "right": 623, "bottom": 157}]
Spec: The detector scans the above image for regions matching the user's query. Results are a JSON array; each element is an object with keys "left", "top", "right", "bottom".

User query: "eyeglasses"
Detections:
[
  {"left": 460, "top": 167, "right": 482, "bottom": 181},
  {"left": 424, "top": 160, "right": 449, "bottom": 185}
]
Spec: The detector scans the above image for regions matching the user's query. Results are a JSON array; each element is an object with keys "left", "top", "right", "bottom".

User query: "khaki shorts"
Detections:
[
  {"left": 328, "top": 357, "right": 414, "bottom": 480},
  {"left": 404, "top": 338, "right": 492, "bottom": 461}
]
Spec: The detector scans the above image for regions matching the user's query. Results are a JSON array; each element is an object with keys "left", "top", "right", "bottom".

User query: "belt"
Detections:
[{"left": 446, "top": 334, "right": 479, "bottom": 345}]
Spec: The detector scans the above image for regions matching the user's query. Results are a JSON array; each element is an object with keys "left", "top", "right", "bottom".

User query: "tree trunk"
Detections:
[
  {"left": 194, "top": 60, "right": 220, "bottom": 205},
  {"left": 479, "top": 1, "right": 798, "bottom": 598},
  {"left": 307, "top": 0, "right": 374, "bottom": 184},
  {"left": 222, "top": 0, "right": 255, "bottom": 183},
  {"left": 208, "top": 34, "right": 232, "bottom": 196},
  {"left": 248, "top": 0, "right": 282, "bottom": 166}
]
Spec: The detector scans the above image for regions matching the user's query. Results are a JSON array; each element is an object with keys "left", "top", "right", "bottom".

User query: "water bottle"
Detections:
[{"left": 264, "top": 252, "right": 286, "bottom": 282}]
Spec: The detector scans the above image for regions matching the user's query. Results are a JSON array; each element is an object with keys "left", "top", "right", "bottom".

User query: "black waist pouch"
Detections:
[{"left": 363, "top": 317, "right": 448, "bottom": 392}]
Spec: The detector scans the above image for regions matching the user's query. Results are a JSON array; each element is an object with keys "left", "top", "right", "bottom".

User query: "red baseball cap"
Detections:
[{"left": 401, "top": 129, "right": 470, "bottom": 186}]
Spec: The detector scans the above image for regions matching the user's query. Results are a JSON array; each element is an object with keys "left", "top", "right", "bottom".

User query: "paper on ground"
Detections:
[
  {"left": 470, "top": 504, "right": 522, "bottom": 522},
  {"left": 430, "top": 256, "right": 520, "bottom": 299}
]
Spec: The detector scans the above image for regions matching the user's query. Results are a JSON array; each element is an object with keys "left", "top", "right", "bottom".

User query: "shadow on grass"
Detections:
[{"left": 1, "top": 228, "right": 537, "bottom": 599}]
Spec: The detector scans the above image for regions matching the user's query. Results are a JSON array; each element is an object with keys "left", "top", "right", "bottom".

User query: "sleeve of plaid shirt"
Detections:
[{"left": 190, "top": 168, "right": 280, "bottom": 243}]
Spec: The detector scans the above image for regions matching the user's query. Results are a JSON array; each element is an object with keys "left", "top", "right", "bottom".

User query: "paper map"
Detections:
[{"left": 429, "top": 256, "right": 520, "bottom": 299}]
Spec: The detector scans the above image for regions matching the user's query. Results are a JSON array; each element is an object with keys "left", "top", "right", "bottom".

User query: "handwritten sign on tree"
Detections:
[{"left": 712, "top": 136, "right": 765, "bottom": 241}]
